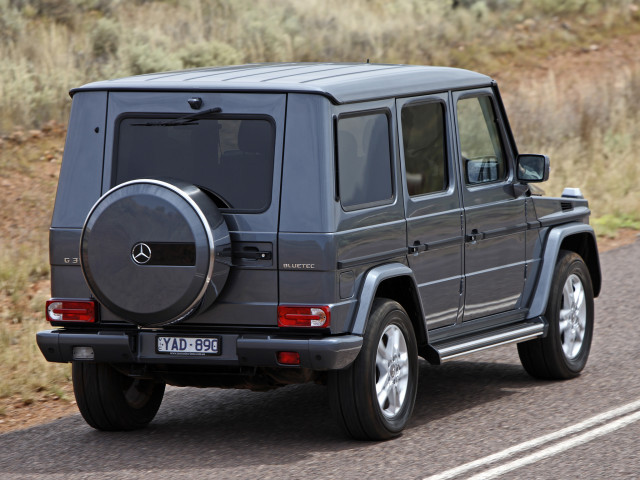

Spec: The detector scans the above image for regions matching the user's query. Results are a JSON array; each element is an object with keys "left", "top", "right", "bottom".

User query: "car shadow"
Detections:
[
  {"left": 0, "top": 359, "right": 542, "bottom": 475},
  {"left": 411, "top": 358, "right": 539, "bottom": 423}
]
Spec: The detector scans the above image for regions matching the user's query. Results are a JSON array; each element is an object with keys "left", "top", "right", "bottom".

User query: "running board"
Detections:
[{"left": 425, "top": 318, "right": 547, "bottom": 365}]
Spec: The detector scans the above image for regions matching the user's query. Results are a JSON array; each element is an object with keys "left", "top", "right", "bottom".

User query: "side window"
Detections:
[
  {"left": 401, "top": 102, "right": 447, "bottom": 196},
  {"left": 457, "top": 96, "right": 506, "bottom": 185},
  {"left": 337, "top": 112, "right": 393, "bottom": 209}
]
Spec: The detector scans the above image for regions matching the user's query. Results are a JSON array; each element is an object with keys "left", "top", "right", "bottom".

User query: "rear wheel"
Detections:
[
  {"left": 72, "top": 362, "right": 165, "bottom": 431},
  {"left": 329, "top": 298, "right": 418, "bottom": 440},
  {"left": 518, "top": 250, "right": 594, "bottom": 379}
]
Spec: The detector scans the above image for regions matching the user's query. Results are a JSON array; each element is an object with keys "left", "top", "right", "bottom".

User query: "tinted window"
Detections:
[
  {"left": 337, "top": 113, "right": 393, "bottom": 208},
  {"left": 401, "top": 102, "right": 447, "bottom": 196},
  {"left": 115, "top": 117, "right": 274, "bottom": 211},
  {"left": 457, "top": 96, "right": 506, "bottom": 185}
]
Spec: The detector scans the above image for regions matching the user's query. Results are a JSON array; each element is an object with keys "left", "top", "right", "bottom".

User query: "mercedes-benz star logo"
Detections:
[{"left": 131, "top": 242, "right": 152, "bottom": 265}]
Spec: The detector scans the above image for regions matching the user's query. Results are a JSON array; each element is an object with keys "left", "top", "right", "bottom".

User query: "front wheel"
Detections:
[
  {"left": 518, "top": 250, "right": 594, "bottom": 379},
  {"left": 328, "top": 298, "right": 418, "bottom": 440},
  {"left": 72, "top": 362, "right": 165, "bottom": 431}
]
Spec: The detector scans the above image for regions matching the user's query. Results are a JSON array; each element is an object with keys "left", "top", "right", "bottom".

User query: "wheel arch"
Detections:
[
  {"left": 559, "top": 232, "right": 601, "bottom": 297},
  {"left": 527, "top": 223, "right": 601, "bottom": 319},
  {"left": 350, "top": 263, "right": 428, "bottom": 346}
]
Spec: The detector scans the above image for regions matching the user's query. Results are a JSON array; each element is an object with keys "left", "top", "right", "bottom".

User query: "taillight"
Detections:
[
  {"left": 277, "top": 305, "right": 330, "bottom": 328},
  {"left": 46, "top": 299, "right": 96, "bottom": 323}
]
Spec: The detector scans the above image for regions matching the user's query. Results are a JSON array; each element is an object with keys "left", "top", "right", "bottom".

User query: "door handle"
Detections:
[
  {"left": 217, "top": 247, "right": 272, "bottom": 261},
  {"left": 408, "top": 242, "right": 427, "bottom": 254},
  {"left": 465, "top": 229, "right": 485, "bottom": 243}
]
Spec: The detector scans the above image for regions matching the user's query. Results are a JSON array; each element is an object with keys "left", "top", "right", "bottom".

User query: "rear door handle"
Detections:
[
  {"left": 465, "top": 229, "right": 485, "bottom": 243},
  {"left": 217, "top": 247, "right": 272, "bottom": 261},
  {"left": 408, "top": 242, "right": 427, "bottom": 254}
]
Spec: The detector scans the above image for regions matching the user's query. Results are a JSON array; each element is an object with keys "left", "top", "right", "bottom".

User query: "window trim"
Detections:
[
  {"left": 335, "top": 108, "right": 396, "bottom": 212},
  {"left": 399, "top": 98, "right": 450, "bottom": 200},
  {"left": 112, "top": 112, "right": 277, "bottom": 214}
]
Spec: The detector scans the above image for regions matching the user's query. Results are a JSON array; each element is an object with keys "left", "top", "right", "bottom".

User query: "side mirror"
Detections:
[{"left": 516, "top": 154, "right": 549, "bottom": 183}]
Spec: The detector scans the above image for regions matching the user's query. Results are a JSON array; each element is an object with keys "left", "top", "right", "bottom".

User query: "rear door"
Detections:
[
  {"left": 103, "top": 92, "right": 286, "bottom": 326},
  {"left": 397, "top": 94, "right": 463, "bottom": 329},
  {"left": 452, "top": 88, "right": 526, "bottom": 321}
]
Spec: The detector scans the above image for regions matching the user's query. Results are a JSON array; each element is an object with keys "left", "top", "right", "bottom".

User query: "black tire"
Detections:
[
  {"left": 518, "top": 250, "right": 594, "bottom": 379},
  {"left": 328, "top": 298, "right": 418, "bottom": 440},
  {"left": 72, "top": 362, "right": 165, "bottom": 431}
]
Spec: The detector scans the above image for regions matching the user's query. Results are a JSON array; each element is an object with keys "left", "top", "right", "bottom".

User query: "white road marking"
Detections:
[
  {"left": 424, "top": 398, "right": 640, "bottom": 480},
  {"left": 467, "top": 409, "right": 640, "bottom": 480}
]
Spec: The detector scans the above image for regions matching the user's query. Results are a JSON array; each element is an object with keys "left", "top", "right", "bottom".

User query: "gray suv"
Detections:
[{"left": 37, "top": 63, "right": 601, "bottom": 440}]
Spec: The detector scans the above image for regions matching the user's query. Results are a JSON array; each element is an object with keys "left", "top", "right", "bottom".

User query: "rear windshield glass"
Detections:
[{"left": 115, "top": 117, "right": 275, "bottom": 211}]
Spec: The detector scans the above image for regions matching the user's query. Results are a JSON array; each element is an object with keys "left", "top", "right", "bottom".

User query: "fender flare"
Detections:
[
  {"left": 527, "top": 223, "right": 600, "bottom": 319},
  {"left": 350, "top": 263, "right": 427, "bottom": 339}
]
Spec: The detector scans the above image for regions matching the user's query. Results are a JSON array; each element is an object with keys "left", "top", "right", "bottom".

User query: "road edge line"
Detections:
[
  {"left": 467, "top": 408, "right": 640, "bottom": 479},
  {"left": 423, "top": 398, "right": 640, "bottom": 480}
]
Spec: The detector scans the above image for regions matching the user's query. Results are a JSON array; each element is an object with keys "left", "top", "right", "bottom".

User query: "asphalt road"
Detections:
[{"left": 1, "top": 239, "right": 639, "bottom": 479}]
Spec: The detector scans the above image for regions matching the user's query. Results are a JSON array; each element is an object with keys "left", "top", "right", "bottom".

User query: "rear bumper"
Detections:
[{"left": 36, "top": 329, "right": 363, "bottom": 370}]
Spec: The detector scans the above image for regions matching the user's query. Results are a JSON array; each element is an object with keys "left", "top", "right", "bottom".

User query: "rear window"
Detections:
[
  {"left": 337, "top": 112, "right": 393, "bottom": 209},
  {"left": 115, "top": 117, "right": 275, "bottom": 211}
]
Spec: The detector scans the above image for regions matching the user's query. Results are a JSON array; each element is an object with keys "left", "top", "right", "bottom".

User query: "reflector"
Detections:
[{"left": 277, "top": 351, "right": 300, "bottom": 365}]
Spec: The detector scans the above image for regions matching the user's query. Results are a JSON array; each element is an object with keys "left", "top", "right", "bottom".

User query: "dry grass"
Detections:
[
  {"left": 503, "top": 62, "right": 640, "bottom": 231},
  {"left": 0, "top": 125, "right": 70, "bottom": 402},
  {"left": 1, "top": 0, "right": 639, "bottom": 133}
]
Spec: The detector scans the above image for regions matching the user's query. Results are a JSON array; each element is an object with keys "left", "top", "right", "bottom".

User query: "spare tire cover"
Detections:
[{"left": 81, "top": 179, "right": 230, "bottom": 327}]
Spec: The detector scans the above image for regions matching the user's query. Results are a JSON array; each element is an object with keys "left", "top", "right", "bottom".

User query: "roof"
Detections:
[{"left": 70, "top": 63, "right": 493, "bottom": 104}]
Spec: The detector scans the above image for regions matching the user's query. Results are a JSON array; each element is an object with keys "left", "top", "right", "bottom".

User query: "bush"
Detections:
[
  {"left": 0, "top": 0, "right": 25, "bottom": 43},
  {"left": 125, "top": 42, "right": 182, "bottom": 75},
  {"left": 180, "top": 40, "right": 243, "bottom": 69},
  {"left": 90, "top": 17, "right": 120, "bottom": 58}
]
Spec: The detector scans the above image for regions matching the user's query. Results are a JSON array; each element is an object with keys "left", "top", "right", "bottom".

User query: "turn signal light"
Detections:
[
  {"left": 46, "top": 299, "right": 96, "bottom": 323},
  {"left": 277, "top": 306, "right": 330, "bottom": 328},
  {"left": 277, "top": 351, "right": 301, "bottom": 365}
]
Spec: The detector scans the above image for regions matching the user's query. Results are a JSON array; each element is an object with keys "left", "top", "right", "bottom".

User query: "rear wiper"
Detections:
[{"left": 132, "top": 107, "right": 222, "bottom": 127}]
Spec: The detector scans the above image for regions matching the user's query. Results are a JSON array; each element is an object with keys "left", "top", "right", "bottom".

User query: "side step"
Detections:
[{"left": 426, "top": 318, "right": 547, "bottom": 365}]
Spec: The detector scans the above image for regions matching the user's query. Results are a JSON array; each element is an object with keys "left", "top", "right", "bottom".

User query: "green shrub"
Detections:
[
  {"left": 0, "top": 0, "right": 26, "bottom": 43},
  {"left": 18, "top": 0, "right": 75, "bottom": 25},
  {"left": 179, "top": 40, "right": 243, "bottom": 69},
  {"left": 91, "top": 17, "right": 120, "bottom": 58},
  {"left": 125, "top": 41, "right": 182, "bottom": 75}
]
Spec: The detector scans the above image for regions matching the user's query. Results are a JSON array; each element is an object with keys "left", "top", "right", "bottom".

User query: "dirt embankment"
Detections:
[{"left": 493, "top": 31, "right": 640, "bottom": 87}]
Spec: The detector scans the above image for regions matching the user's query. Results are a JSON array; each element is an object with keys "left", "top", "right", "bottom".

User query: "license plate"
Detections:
[{"left": 156, "top": 336, "right": 220, "bottom": 356}]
